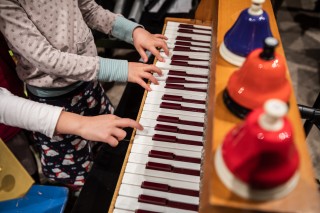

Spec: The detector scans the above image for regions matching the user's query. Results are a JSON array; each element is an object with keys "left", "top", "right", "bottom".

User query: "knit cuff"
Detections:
[
  {"left": 111, "top": 16, "right": 143, "bottom": 44},
  {"left": 98, "top": 57, "right": 128, "bottom": 82}
]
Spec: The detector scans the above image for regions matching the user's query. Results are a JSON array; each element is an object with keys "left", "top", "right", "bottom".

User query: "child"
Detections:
[{"left": 0, "top": 0, "right": 168, "bottom": 188}]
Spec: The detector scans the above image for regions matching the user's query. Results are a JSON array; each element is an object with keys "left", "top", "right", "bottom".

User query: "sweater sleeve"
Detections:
[
  {"left": 0, "top": 0, "right": 100, "bottom": 82},
  {"left": 0, "top": 87, "right": 63, "bottom": 138}
]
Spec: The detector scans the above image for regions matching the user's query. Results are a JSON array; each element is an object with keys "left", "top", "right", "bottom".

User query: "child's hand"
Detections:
[
  {"left": 132, "top": 27, "right": 169, "bottom": 63},
  {"left": 128, "top": 62, "right": 162, "bottom": 91},
  {"left": 78, "top": 114, "right": 143, "bottom": 147}
]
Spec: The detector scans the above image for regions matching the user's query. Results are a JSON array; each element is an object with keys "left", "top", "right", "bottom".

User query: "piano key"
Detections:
[
  {"left": 150, "top": 84, "right": 207, "bottom": 96},
  {"left": 141, "top": 181, "right": 199, "bottom": 197},
  {"left": 167, "top": 43, "right": 211, "bottom": 51},
  {"left": 146, "top": 91, "right": 206, "bottom": 104},
  {"left": 173, "top": 46, "right": 210, "bottom": 54},
  {"left": 133, "top": 135, "right": 203, "bottom": 152},
  {"left": 160, "top": 51, "right": 211, "bottom": 60},
  {"left": 156, "top": 75, "right": 208, "bottom": 84},
  {"left": 152, "top": 134, "right": 202, "bottom": 147},
  {"left": 138, "top": 194, "right": 198, "bottom": 212},
  {"left": 156, "top": 62, "right": 209, "bottom": 74},
  {"left": 122, "top": 173, "right": 200, "bottom": 192},
  {"left": 140, "top": 112, "right": 204, "bottom": 126},
  {"left": 165, "top": 24, "right": 212, "bottom": 32},
  {"left": 131, "top": 144, "right": 201, "bottom": 163},
  {"left": 131, "top": 144, "right": 201, "bottom": 159},
  {"left": 125, "top": 162, "right": 200, "bottom": 183},
  {"left": 128, "top": 152, "right": 201, "bottom": 171},
  {"left": 136, "top": 126, "right": 203, "bottom": 140},
  {"left": 138, "top": 118, "right": 204, "bottom": 132},
  {"left": 118, "top": 184, "right": 199, "bottom": 205},
  {"left": 154, "top": 69, "right": 208, "bottom": 79},
  {"left": 165, "top": 26, "right": 212, "bottom": 37},
  {"left": 113, "top": 209, "right": 133, "bottom": 213},
  {"left": 165, "top": 34, "right": 211, "bottom": 43},
  {"left": 161, "top": 59, "right": 210, "bottom": 67},
  {"left": 164, "top": 30, "right": 211, "bottom": 40},
  {"left": 166, "top": 21, "right": 212, "bottom": 31},
  {"left": 115, "top": 196, "right": 197, "bottom": 213},
  {"left": 142, "top": 103, "right": 205, "bottom": 118},
  {"left": 170, "top": 54, "right": 210, "bottom": 61},
  {"left": 146, "top": 95, "right": 206, "bottom": 108}
]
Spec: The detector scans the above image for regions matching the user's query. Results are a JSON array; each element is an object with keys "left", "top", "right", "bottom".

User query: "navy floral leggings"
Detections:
[{"left": 28, "top": 81, "right": 113, "bottom": 186}]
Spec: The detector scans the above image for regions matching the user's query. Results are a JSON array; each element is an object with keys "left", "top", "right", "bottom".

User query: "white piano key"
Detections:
[
  {"left": 164, "top": 30, "right": 211, "bottom": 41},
  {"left": 125, "top": 162, "right": 200, "bottom": 183},
  {"left": 167, "top": 41, "right": 211, "bottom": 49},
  {"left": 133, "top": 135, "right": 203, "bottom": 152},
  {"left": 131, "top": 144, "right": 201, "bottom": 159},
  {"left": 154, "top": 70, "right": 208, "bottom": 82},
  {"left": 119, "top": 184, "right": 199, "bottom": 205},
  {"left": 166, "top": 21, "right": 212, "bottom": 30},
  {"left": 167, "top": 44, "right": 211, "bottom": 52},
  {"left": 142, "top": 103, "right": 205, "bottom": 118},
  {"left": 115, "top": 196, "right": 197, "bottom": 213},
  {"left": 113, "top": 209, "right": 133, "bottom": 213},
  {"left": 146, "top": 90, "right": 206, "bottom": 102},
  {"left": 138, "top": 118, "right": 204, "bottom": 132},
  {"left": 150, "top": 84, "right": 207, "bottom": 97},
  {"left": 145, "top": 95, "right": 206, "bottom": 109},
  {"left": 140, "top": 110, "right": 205, "bottom": 124},
  {"left": 155, "top": 81, "right": 208, "bottom": 90},
  {"left": 160, "top": 51, "right": 211, "bottom": 60},
  {"left": 122, "top": 173, "right": 200, "bottom": 191},
  {"left": 136, "top": 126, "right": 203, "bottom": 142},
  {"left": 128, "top": 152, "right": 201, "bottom": 170},
  {"left": 156, "top": 62, "right": 209, "bottom": 75},
  {"left": 160, "top": 59, "right": 210, "bottom": 66}
]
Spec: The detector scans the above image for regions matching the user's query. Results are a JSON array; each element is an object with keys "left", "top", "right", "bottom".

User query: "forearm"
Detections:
[
  {"left": 0, "top": 88, "right": 62, "bottom": 138},
  {"left": 54, "top": 111, "right": 85, "bottom": 137}
]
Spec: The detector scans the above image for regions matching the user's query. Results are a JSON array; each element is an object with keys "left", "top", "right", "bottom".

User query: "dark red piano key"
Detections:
[
  {"left": 135, "top": 210, "right": 159, "bottom": 213},
  {"left": 171, "top": 55, "right": 208, "bottom": 62},
  {"left": 176, "top": 36, "right": 210, "bottom": 44},
  {"left": 149, "top": 150, "right": 174, "bottom": 160},
  {"left": 162, "top": 94, "right": 206, "bottom": 105},
  {"left": 157, "top": 115, "right": 204, "bottom": 127},
  {"left": 178, "top": 28, "right": 211, "bottom": 36},
  {"left": 174, "top": 46, "right": 210, "bottom": 54},
  {"left": 170, "top": 60, "right": 209, "bottom": 69},
  {"left": 138, "top": 194, "right": 199, "bottom": 211},
  {"left": 146, "top": 162, "right": 172, "bottom": 172},
  {"left": 141, "top": 180, "right": 200, "bottom": 197},
  {"left": 168, "top": 70, "right": 207, "bottom": 79},
  {"left": 138, "top": 194, "right": 167, "bottom": 206},
  {"left": 146, "top": 161, "right": 200, "bottom": 176},
  {"left": 155, "top": 124, "right": 178, "bottom": 133},
  {"left": 165, "top": 83, "right": 207, "bottom": 92},
  {"left": 152, "top": 134, "right": 202, "bottom": 146},
  {"left": 166, "top": 76, "right": 207, "bottom": 84},
  {"left": 141, "top": 181, "right": 170, "bottom": 192},
  {"left": 179, "top": 23, "right": 211, "bottom": 32},
  {"left": 149, "top": 150, "right": 201, "bottom": 164},
  {"left": 161, "top": 102, "right": 205, "bottom": 113},
  {"left": 175, "top": 41, "right": 210, "bottom": 49},
  {"left": 155, "top": 123, "right": 203, "bottom": 136}
]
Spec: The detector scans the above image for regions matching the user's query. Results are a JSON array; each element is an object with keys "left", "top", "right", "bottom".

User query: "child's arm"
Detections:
[{"left": 0, "top": 87, "right": 143, "bottom": 146}]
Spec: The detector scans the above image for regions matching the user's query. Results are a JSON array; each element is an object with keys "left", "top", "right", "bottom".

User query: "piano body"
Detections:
[{"left": 108, "top": 0, "right": 320, "bottom": 212}]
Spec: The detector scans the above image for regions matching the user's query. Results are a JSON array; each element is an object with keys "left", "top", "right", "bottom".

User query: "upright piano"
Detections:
[{"left": 79, "top": 0, "right": 320, "bottom": 212}]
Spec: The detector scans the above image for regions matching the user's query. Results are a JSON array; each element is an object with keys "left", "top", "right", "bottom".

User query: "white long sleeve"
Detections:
[{"left": 0, "top": 87, "right": 63, "bottom": 138}]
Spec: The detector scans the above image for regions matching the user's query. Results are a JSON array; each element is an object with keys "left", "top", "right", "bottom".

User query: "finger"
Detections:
[
  {"left": 154, "top": 34, "right": 168, "bottom": 40},
  {"left": 112, "top": 128, "right": 127, "bottom": 141},
  {"left": 136, "top": 47, "right": 148, "bottom": 63},
  {"left": 149, "top": 47, "right": 164, "bottom": 62},
  {"left": 142, "top": 72, "right": 158, "bottom": 85},
  {"left": 136, "top": 78, "right": 151, "bottom": 91},
  {"left": 106, "top": 136, "right": 119, "bottom": 147},
  {"left": 147, "top": 65, "right": 162, "bottom": 76},
  {"left": 115, "top": 118, "right": 144, "bottom": 130},
  {"left": 158, "top": 40, "right": 169, "bottom": 56}
]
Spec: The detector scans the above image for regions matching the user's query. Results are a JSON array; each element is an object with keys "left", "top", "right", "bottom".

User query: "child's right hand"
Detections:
[
  {"left": 128, "top": 62, "right": 162, "bottom": 91},
  {"left": 77, "top": 114, "right": 143, "bottom": 147}
]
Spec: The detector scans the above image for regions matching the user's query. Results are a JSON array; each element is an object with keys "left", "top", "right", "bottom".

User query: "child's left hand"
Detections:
[{"left": 132, "top": 27, "right": 169, "bottom": 63}]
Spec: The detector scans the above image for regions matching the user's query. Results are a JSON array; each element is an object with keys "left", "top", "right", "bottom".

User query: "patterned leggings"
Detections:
[{"left": 28, "top": 81, "right": 114, "bottom": 186}]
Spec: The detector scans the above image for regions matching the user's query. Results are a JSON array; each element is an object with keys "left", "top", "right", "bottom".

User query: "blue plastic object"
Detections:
[
  {"left": 0, "top": 185, "right": 69, "bottom": 213},
  {"left": 224, "top": 9, "right": 273, "bottom": 57}
]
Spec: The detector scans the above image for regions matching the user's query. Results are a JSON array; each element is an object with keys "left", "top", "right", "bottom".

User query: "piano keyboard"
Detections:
[{"left": 113, "top": 21, "right": 213, "bottom": 213}]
